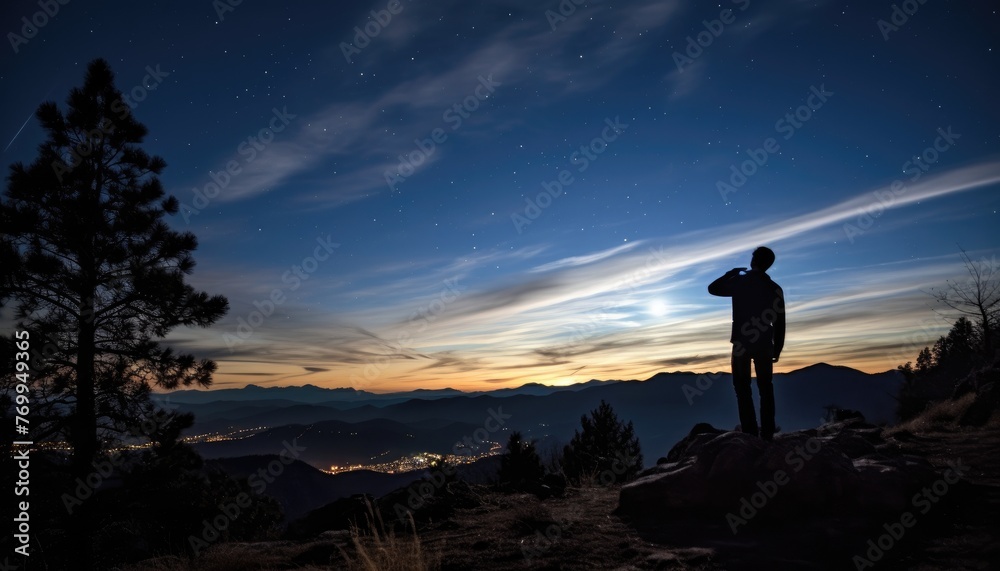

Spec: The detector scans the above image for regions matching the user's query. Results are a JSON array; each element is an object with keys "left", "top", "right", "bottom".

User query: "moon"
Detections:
[{"left": 647, "top": 298, "right": 669, "bottom": 317}]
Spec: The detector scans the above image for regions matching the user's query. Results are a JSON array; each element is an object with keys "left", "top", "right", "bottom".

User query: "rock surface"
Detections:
[{"left": 619, "top": 417, "right": 941, "bottom": 521}]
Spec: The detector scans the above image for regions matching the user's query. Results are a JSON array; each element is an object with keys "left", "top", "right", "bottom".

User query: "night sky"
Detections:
[{"left": 2, "top": 0, "right": 998, "bottom": 392}]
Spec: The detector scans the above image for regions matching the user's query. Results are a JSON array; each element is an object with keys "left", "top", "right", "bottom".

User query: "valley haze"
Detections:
[{"left": 156, "top": 363, "right": 901, "bottom": 473}]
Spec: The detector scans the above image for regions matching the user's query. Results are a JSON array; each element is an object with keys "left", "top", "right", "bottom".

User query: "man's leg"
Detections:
[
  {"left": 754, "top": 345, "right": 775, "bottom": 440},
  {"left": 731, "top": 344, "right": 758, "bottom": 436}
]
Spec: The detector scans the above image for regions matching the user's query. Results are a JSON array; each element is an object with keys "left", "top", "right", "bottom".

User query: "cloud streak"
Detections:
[
  {"left": 190, "top": 0, "right": 686, "bottom": 206},
  {"left": 186, "top": 159, "right": 999, "bottom": 390}
]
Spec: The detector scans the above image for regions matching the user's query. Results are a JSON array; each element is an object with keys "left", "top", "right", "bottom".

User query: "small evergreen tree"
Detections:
[
  {"left": 498, "top": 431, "right": 544, "bottom": 491},
  {"left": 932, "top": 316, "right": 978, "bottom": 376},
  {"left": 915, "top": 347, "right": 934, "bottom": 374},
  {"left": 897, "top": 362, "right": 915, "bottom": 381},
  {"left": 562, "top": 400, "right": 642, "bottom": 485}
]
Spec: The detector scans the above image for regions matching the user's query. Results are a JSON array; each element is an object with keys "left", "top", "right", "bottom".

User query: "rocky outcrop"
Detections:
[{"left": 619, "top": 417, "right": 941, "bottom": 522}]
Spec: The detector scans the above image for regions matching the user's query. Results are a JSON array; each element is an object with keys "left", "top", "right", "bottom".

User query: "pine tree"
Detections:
[
  {"left": 562, "top": 400, "right": 643, "bottom": 485},
  {"left": 498, "top": 431, "right": 544, "bottom": 491},
  {"left": 0, "top": 58, "right": 227, "bottom": 568},
  {"left": 915, "top": 346, "right": 934, "bottom": 374},
  {"left": 931, "top": 316, "right": 977, "bottom": 375}
]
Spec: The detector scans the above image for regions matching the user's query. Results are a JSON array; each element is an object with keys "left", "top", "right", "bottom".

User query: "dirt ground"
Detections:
[{"left": 125, "top": 425, "right": 1000, "bottom": 571}]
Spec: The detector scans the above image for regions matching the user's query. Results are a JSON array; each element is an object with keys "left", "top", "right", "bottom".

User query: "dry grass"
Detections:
[
  {"left": 567, "top": 466, "right": 618, "bottom": 488},
  {"left": 117, "top": 556, "right": 188, "bottom": 571},
  {"left": 119, "top": 540, "right": 349, "bottom": 570},
  {"left": 507, "top": 499, "right": 556, "bottom": 536},
  {"left": 340, "top": 499, "right": 440, "bottom": 571},
  {"left": 119, "top": 499, "right": 440, "bottom": 571},
  {"left": 887, "top": 393, "right": 977, "bottom": 435}
]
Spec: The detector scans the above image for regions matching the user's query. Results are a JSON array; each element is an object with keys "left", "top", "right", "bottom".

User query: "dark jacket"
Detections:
[{"left": 708, "top": 269, "right": 785, "bottom": 356}]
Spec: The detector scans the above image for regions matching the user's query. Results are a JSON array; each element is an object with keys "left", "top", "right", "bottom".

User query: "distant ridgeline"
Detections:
[{"left": 160, "top": 364, "right": 900, "bottom": 472}]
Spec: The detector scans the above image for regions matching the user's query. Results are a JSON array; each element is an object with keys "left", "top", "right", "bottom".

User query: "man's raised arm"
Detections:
[{"left": 708, "top": 268, "right": 744, "bottom": 297}]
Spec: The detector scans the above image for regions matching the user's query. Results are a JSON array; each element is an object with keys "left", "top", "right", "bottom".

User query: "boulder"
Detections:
[
  {"left": 619, "top": 421, "right": 942, "bottom": 523},
  {"left": 663, "top": 422, "right": 726, "bottom": 464},
  {"left": 285, "top": 494, "right": 375, "bottom": 538}
]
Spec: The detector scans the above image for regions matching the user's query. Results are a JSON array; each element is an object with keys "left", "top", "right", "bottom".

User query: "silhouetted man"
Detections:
[{"left": 708, "top": 247, "right": 785, "bottom": 440}]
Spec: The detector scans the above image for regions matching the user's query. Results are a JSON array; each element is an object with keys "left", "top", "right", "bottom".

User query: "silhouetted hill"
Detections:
[
  {"left": 161, "top": 384, "right": 373, "bottom": 405},
  {"left": 206, "top": 455, "right": 423, "bottom": 522},
  {"left": 185, "top": 402, "right": 346, "bottom": 434},
  {"left": 157, "top": 377, "right": 621, "bottom": 407},
  {"left": 207, "top": 453, "right": 502, "bottom": 524}
]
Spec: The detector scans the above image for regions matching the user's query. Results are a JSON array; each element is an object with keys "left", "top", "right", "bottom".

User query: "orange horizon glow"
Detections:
[{"left": 167, "top": 350, "right": 916, "bottom": 395}]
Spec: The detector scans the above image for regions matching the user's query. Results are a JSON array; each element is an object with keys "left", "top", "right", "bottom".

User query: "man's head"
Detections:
[{"left": 750, "top": 246, "right": 775, "bottom": 271}]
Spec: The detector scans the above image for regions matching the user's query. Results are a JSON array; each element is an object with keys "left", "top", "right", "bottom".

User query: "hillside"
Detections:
[
  {"left": 207, "top": 454, "right": 502, "bottom": 523},
  {"left": 206, "top": 456, "right": 424, "bottom": 522},
  {"left": 123, "top": 422, "right": 999, "bottom": 570}
]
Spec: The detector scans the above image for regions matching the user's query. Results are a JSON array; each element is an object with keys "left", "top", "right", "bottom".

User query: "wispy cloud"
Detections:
[
  {"left": 193, "top": 0, "right": 686, "bottom": 207},
  {"left": 179, "top": 159, "right": 999, "bottom": 390}
]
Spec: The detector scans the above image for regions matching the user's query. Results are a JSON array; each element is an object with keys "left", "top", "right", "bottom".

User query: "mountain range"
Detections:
[{"left": 159, "top": 364, "right": 902, "bottom": 469}]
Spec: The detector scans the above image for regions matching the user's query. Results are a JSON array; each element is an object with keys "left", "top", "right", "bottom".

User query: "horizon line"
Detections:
[{"left": 153, "top": 361, "right": 893, "bottom": 394}]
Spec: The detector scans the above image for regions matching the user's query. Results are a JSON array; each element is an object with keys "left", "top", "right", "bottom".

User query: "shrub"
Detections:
[
  {"left": 562, "top": 400, "right": 642, "bottom": 486},
  {"left": 498, "top": 431, "right": 545, "bottom": 492}
]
